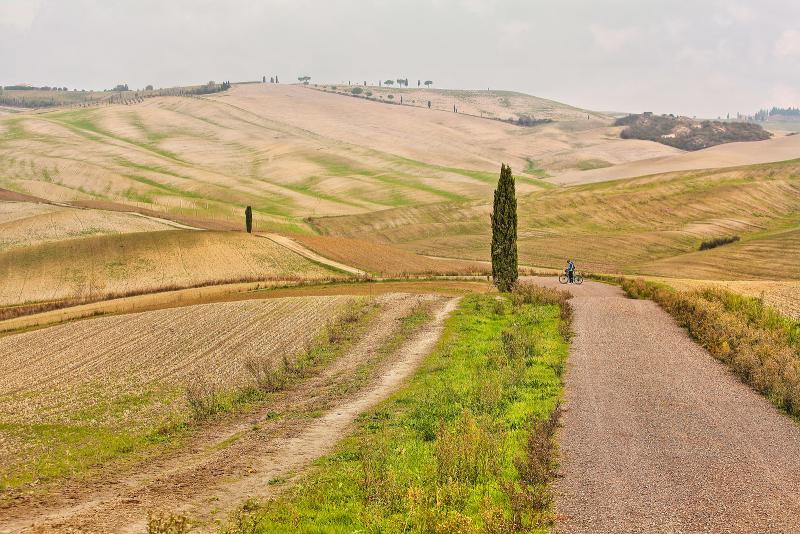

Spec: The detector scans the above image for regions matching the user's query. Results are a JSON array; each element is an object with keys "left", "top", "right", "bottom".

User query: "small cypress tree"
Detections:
[
  {"left": 490, "top": 164, "right": 518, "bottom": 292},
  {"left": 245, "top": 206, "right": 253, "bottom": 233}
]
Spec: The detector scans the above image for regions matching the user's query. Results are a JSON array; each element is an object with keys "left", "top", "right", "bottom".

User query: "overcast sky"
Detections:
[{"left": 1, "top": 0, "right": 798, "bottom": 117}]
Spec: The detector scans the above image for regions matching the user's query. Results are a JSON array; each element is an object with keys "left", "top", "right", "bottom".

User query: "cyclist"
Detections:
[{"left": 566, "top": 259, "right": 575, "bottom": 284}]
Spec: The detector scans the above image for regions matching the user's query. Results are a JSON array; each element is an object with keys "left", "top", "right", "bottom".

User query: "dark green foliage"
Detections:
[
  {"left": 699, "top": 235, "right": 740, "bottom": 250},
  {"left": 245, "top": 206, "right": 253, "bottom": 233},
  {"left": 491, "top": 164, "right": 518, "bottom": 292}
]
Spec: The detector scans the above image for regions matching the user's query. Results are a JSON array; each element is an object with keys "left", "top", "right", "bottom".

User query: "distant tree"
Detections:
[
  {"left": 298, "top": 76, "right": 311, "bottom": 84},
  {"left": 364, "top": 81, "right": 367, "bottom": 86},
  {"left": 145, "top": 84, "right": 154, "bottom": 91},
  {"left": 275, "top": 75, "right": 279, "bottom": 83},
  {"left": 424, "top": 80, "right": 433, "bottom": 87},
  {"left": 245, "top": 206, "right": 253, "bottom": 233},
  {"left": 396, "top": 79, "right": 403, "bottom": 87},
  {"left": 384, "top": 80, "right": 394, "bottom": 86},
  {"left": 263, "top": 75, "right": 266, "bottom": 83},
  {"left": 418, "top": 80, "right": 421, "bottom": 87},
  {"left": 490, "top": 164, "right": 518, "bottom": 292}
]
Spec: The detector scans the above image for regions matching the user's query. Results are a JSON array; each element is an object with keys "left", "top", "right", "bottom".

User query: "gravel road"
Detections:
[{"left": 530, "top": 278, "right": 800, "bottom": 533}]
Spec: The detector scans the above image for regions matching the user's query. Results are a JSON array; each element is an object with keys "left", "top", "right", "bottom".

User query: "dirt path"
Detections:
[
  {"left": 259, "top": 233, "right": 368, "bottom": 277},
  {"left": 528, "top": 277, "right": 800, "bottom": 533},
  {"left": 0, "top": 294, "right": 458, "bottom": 533}
]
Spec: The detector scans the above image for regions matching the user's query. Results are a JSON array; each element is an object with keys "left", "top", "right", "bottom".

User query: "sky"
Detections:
[{"left": 1, "top": 0, "right": 798, "bottom": 118}]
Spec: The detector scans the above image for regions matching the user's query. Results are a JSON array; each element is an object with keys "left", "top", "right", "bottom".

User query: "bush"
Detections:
[
  {"left": 351, "top": 87, "right": 363, "bottom": 95},
  {"left": 699, "top": 235, "right": 740, "bottom": 250}
]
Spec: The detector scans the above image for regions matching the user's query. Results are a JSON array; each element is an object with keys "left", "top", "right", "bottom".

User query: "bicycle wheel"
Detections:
[
  {"left": 558, "top": 274, "right": 568, "bottom": 284},
  {"left": 574, "top": 275, "right": 583, "bottom": 285}
]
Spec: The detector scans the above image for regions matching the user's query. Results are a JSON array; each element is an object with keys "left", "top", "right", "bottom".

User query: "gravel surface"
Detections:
[{"left": 529, "top": 278, "right": 800, "bottom": 533}]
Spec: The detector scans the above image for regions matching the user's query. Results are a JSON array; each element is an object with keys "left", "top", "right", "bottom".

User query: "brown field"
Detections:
[
  {"left": 0, "top": 295, "right": 360, "bottom": 489},
  {"left": 321, "top": 85, "right": 608, "bottom": 122},
  {"left": 0, "top": 201, "right": 177, "bottom": 251},
  {"left": 292, "top": 234, "right": 489, "bottom": 276},
  {"left": 0, "top": 229, "right": 340, "bottom": 306}
]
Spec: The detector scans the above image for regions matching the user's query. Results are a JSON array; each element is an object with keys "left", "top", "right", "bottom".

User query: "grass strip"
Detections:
[{"left": 221, "top": 285, "right": 571, "bottom": 533}]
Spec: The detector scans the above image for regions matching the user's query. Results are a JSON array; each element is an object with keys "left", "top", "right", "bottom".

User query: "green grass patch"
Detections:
[
  {"left": 575, "top": 159, "right": 612, "bottom": 171},
  {"left": 225, "top": 291, "right": 569, "bottom": 532}
]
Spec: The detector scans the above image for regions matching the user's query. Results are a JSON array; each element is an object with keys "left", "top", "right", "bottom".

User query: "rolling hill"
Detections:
[{"left": 312, "top": 159, "right": 800, "bottom": 279}]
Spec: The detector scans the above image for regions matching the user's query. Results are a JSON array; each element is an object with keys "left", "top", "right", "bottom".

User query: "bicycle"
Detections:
[{"left": 558, "top": 271, "right": 583, "bottom": 285}]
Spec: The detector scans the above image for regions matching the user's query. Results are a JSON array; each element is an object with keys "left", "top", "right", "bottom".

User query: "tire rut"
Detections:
[{"left": 0, "top": 294, "right": 458, "bottom": 533}]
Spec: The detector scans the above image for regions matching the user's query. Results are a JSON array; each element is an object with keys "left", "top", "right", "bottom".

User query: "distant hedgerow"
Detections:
[{"left": 699, "top": 235, "right": 740, "bottom": 251}]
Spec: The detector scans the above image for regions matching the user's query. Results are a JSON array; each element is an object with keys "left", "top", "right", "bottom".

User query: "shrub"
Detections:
[
  {"left": 351, "top": 87, "right": 363, "bottom": 95},
  {"left": 699, "top": 235, "right": 740, "bottom": 250}
]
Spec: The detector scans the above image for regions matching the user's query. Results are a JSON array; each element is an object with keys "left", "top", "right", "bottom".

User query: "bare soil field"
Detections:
[
  {"left": 292, "top": 234, "right": 489, "bottom": 276},
  {"left": 0, "top": 293, "right": 454, "bottom": 533},
  {"left": 0, "top": 295, "right": 360, "bottom": 492},
  {"left": 0, "top": 229, "right": 339, "bottom": 306},
  {"left": 0, "top": 201, "right": 175, "bottom": 251}
]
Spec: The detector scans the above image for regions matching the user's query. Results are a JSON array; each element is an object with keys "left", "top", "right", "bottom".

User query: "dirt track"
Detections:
[
  {"left": 535, "top": 278, "right": 800, "bottom": 533},
  {"left": 0, "top": 294, "right": 458, "bottom": 533}
]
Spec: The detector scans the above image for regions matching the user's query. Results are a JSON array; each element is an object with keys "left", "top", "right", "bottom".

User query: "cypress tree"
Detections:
[
  {"left": 245, "top": 206, "right": 253, "bottom": 234},
  {"left": 490, "top": 164, "right": 518, "bottom": 291}
]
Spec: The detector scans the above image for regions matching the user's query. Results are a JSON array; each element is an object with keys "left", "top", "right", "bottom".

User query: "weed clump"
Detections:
[{"left": 147, "top": 512, "right": 190, "bottom": 534}]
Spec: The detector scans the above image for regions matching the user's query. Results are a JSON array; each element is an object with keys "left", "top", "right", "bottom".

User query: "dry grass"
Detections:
[
  {"left": 0, "top": 201, "right": 175, "bottom": 252},
  {"left": 648, "top": 278, "right": 800, "bottom": 320},
  {"left": 623, "top": 279, "right": 800, "bottom": 416},
  {"left": 0, "top": 295, "right": 361, "bottom": 489},
  {"left": 0, "top": 229, "right": 339, "bottom": 307},
  {"left": 314, "top": 159, "right": 800, "bottom": 280},
  {"left": 292, "top": 234, "right": 489, "bottom": 276}
]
